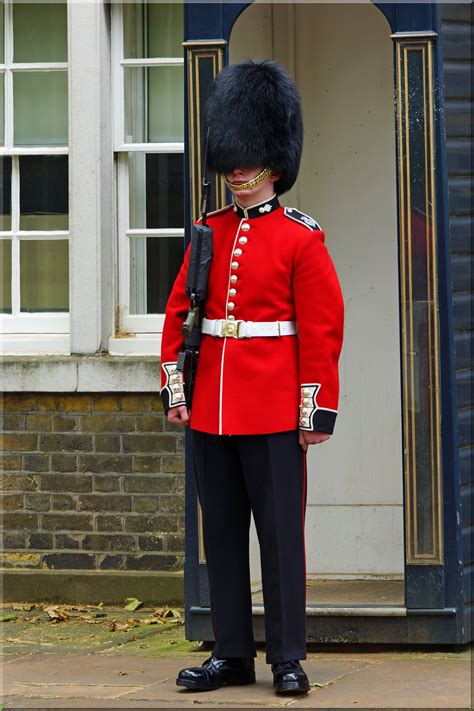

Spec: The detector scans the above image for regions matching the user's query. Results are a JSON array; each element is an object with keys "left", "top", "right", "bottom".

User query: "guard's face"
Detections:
[
  {"left": 224, "top": 166, "right": 279, "bottom": 198},
  {"left": 225, "top": 166, "right": 263, "bottom": 185}
]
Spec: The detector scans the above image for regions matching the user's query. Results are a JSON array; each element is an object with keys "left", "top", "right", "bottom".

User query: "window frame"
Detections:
[
  {"left": 0, "top": 0, "right": 69, "bottom": 336},
  {"left": 111, "top": 1, "right": 185, "bottom": 341}
]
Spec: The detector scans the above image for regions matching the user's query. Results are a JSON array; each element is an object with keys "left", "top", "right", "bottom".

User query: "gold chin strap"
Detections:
[{"left": 224, "top": 166, "right": 272, "bottom": 191}]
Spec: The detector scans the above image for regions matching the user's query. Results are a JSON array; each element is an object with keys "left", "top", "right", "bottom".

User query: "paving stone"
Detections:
[
  {"left": 0, "top": 699, "right": 267, "bottom": 709},
  {"left": 290, "top": 656, "right": 472, "bottom": 708},
  {"left": 3, "top": 653, "right": 173, "bottom": 687},
  {"left": 1, "top": 683, "right": 141, "bottom": 700},
  {"left": 0, "top": 646, "right": 471, "bottom": 709},
  {"left": 120, "top": 656, "right": 370, "bottom": 705}
]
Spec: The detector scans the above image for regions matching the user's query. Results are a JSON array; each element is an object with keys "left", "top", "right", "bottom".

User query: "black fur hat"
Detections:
[{"left": 205, "top": 59, "right": 303, "bottom": 196}]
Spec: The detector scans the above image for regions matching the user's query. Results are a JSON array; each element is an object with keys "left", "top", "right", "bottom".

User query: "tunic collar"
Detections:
[{"left": 232, "top": 193, "right": 280, "bottom": 220}]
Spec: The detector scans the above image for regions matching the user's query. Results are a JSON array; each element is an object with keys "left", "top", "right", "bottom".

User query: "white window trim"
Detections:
[
  {"left": 121, "top": 57, "right": 183, "bottom": 67},
  {"left": 109, "top": 332, "right": 163, "bottom": 356},
  {"left": 115, "top": 152, "right": 184, "bottom": 335},
  {"left": 0, "top": 0, "right": 70, "bottom": 343},
  {"left": 68, "top": 0, "right": 116, "bottom": 356},
  {"left": 110, "top": 1, "right": 185, "bottom": 353},
  {"left": 114, "top": 142, "right": 184, "bottom": 153},
  {"left": 0, "top": 333, "right": 70, "bottom": 355}
]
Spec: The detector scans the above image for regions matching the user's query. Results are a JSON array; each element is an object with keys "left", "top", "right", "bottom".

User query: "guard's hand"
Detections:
[
  {"left": 167, "top": 405, "right": 190, "bottom": 425},
  {"left": 299, "top": 430, "right": 331, "bottom": 451}
]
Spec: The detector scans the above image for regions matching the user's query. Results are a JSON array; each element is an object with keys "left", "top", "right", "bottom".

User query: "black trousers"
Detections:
[{"left": 191, "top": 428, "right": 308, "bottom": 664}]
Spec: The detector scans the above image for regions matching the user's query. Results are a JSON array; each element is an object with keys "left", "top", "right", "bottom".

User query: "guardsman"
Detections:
[{"left": 160, "top": 59, "right": 344, "bottom": 696}]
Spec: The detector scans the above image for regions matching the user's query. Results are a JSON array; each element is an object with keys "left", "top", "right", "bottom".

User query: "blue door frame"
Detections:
[{"left": 181, "top": 2, "right": 467, "bottom": 644}]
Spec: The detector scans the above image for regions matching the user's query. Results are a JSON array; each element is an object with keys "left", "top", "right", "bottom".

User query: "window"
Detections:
[
  {"left": 112, "top": 1, "right": 184, "bottom": 340},
  {"left": 0, "top": 1, "right": 69, "bottom": 335}
]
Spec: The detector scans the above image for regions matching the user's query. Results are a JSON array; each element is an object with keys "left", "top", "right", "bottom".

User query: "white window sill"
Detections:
[
  {"left": 108, "top": 334, "right": 163, "bottom": 356},
  {"left": 0, "top": 335, "right": 71, "bottom": 356},
  {"left": 1, "top": 351, "right": 162, "bottom": 392}
]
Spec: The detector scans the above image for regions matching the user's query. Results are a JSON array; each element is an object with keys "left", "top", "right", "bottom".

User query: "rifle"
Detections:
[{"left": 176, "top": 130, "right": 214, "bottom": 409}]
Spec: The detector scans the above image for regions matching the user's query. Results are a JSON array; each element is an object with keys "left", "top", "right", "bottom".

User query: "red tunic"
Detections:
[{"left": 160, "top": 195, "right": 344, "bottom": 435}]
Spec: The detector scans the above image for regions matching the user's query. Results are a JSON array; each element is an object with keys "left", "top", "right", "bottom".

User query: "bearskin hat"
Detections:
[{"left": 204, "top": 59, "right": 303, "bottom": 196}]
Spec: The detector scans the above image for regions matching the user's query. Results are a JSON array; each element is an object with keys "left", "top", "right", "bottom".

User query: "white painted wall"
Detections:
[{"left": 230, "top": 1, "right": 404, "bottom": 584}]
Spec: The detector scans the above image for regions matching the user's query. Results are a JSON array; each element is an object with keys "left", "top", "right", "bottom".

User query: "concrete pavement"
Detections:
[
  {"left": 1, "top": 603, "right": 471, "bottom": 708},
  {"left": 2, "top": 647, "right": 472, "bottom": 708}
]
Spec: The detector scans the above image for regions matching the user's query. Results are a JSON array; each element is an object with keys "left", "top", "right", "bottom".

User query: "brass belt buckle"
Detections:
[
  {"left": 221, "top": 319, "right": 245, "bottom": 338},
  {"left": 221, "top": 319, "right": 238, "bottom": 337}
]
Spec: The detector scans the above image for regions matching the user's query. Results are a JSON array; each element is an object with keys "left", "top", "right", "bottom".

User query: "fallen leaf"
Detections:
[
  {"left": 124, "top": 597, "right": 143, "bottom": 611},
  {"left": 107, "top": 618, "right": 141, "bottom": 632},
  {"left": 1, "top": 614, "right": 18, "bottom": 622},
  {"left": 108, "top": 621, "right": 129, "bottom": 632},
  {"left": 44, "top": 606, "right": 71, "bottom": 622},
  {"left": 152, "top": 606, "right": 182, "bottom": 621}
]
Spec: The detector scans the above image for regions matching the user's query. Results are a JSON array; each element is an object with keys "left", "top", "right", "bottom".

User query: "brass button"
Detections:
[
  {"left": 231, "top": 261, "right": 239, "bottom": 270},
  {"left": 239, "top": 236, "right": 248, "bottom": 244},
  {"left": 230, "top": 274, "right": 238, "bottom": 283},
  {"left": 241, "top": 223, "right": 250, "bottom": 232},
  {"left": 227, "top": 314, "right": 235, "bottom": 320},
  {"left": 233, "top": 248, "right": 243, "bottom": 257},
  {"left": 229, "top": 288, "right": 237, "bottom": 297},
  {"left": 227, "top": 302, "right": 235, "bottom": 310}
]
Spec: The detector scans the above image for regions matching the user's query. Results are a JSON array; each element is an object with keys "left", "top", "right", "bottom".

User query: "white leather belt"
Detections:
[{"left": 201, "top": 317, "right": 298, "bottom": 339}]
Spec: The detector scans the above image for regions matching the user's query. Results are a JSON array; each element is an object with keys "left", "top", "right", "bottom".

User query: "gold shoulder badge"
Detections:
[{"left": 284, "top": 207, "right": 322, "bottom": 232}]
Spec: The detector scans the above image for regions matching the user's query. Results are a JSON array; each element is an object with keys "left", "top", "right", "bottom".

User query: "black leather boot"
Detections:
[
  {"left": 271, "top": 659, "right": 310, "bottom": 695},
  {"left": 176, "top": 655, "right": 256, "bottom": 691}
]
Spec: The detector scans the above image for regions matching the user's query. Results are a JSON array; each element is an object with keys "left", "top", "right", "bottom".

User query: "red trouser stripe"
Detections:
[{"left": 302, "top": 451, "right": 307, "bottom": 607}]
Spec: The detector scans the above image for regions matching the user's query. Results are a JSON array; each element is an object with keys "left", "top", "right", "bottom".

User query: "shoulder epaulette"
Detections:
[
  {"left": 284, "top": 207, "right": 322, "bottom": 232},
  {"left": 196, "top": 204, "right": 233, "bottom": 224}
]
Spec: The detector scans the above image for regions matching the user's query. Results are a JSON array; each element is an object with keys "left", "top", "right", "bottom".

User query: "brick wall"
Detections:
[{"left": 1, "top": 393, "right": 185, "bottom": 572}]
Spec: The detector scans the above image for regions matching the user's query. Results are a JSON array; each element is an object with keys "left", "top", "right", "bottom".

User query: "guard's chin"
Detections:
[{"left": 230, "top": 187, "right": 251, "bottom": 198}]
